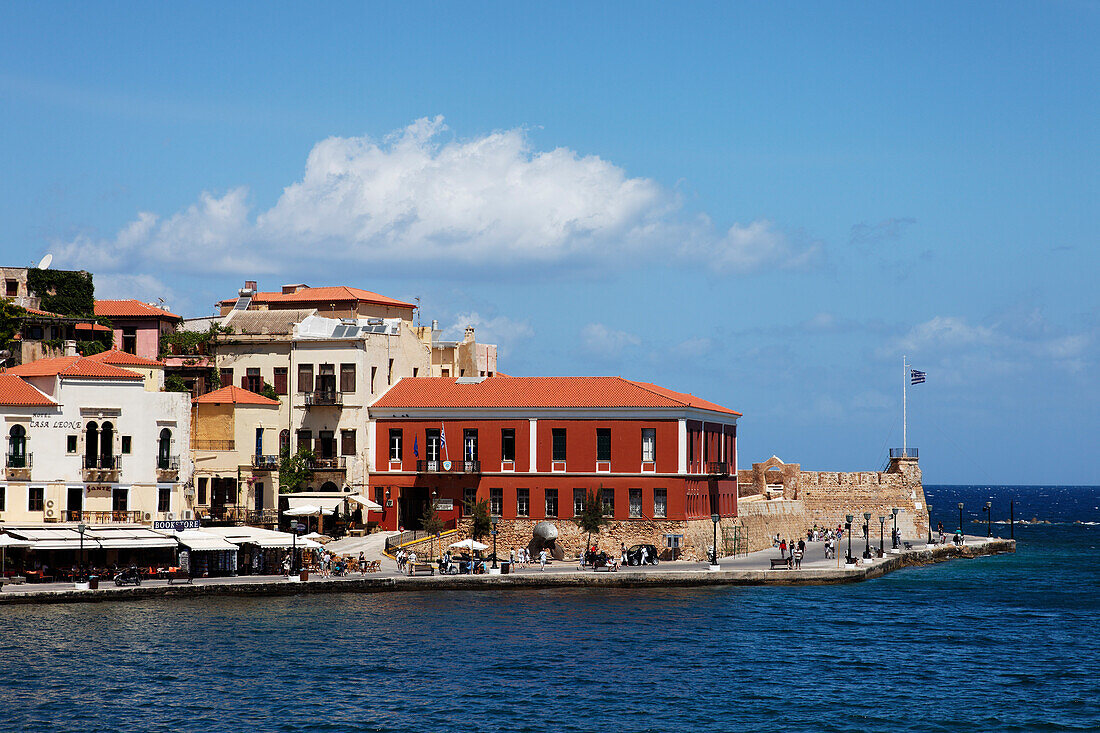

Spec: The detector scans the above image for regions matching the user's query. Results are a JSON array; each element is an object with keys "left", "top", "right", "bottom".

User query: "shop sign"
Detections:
[
  {"left": 153, "top": 520, "right": 202, "bottom": 531},
  {"left": 434, "top": 499, "right": 454, "bottom": 511},
  {"left": 86, "top": 485, "right": 112, "bottom": 495}
]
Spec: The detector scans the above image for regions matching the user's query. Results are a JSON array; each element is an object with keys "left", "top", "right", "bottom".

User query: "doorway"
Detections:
[
  {"left": 67, "top": 487, "right": 83, "bottom": 521},
  {"left": 398, "top": 486, "right": 430, "bottom": 531}
]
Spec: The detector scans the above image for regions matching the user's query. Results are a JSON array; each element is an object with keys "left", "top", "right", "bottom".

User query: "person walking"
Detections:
[
  {"left": 358, "top": 551, "right": 366, "bottom": 575},
  {"left": 539, "top": 548, "right": 548, "bottom": 571},
  {"left": 621, "top": 542, "right": 627, "bottom": 566},
  {"left": 779, "top": 539, "right": 787, "bottom": 559},
  {"left": 793, "top": 546, "right": 803, "bottom": 569}
]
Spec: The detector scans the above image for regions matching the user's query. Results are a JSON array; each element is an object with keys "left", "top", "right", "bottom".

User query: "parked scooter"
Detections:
[{"left": 113, "top": 566, "right": 143, "bottom": 586}]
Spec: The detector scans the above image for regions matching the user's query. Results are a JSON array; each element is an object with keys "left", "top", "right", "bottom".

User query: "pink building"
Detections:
[{"left": 94, "top": 300, "right": 182, "bottom": 360}]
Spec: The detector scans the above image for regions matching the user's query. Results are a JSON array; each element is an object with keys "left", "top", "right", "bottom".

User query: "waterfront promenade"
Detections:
[{"left": 0, "top": 535, "right": 1013, "bottom": 605}]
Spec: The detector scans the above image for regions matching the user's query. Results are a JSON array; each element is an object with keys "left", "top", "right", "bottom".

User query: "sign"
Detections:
[
  {"left": 434, "top": 499, "right": 454, "bottom": 511},
  {"left": 179, "top": 550, "right": 190, "bottom": 572},
  {"left": 86, "top": 485, "right": 112, "bottom": 495},
  {"left": 153, "top": 519, "right": 202, "bottom": 531},
  {"left": 442, "top": 460, "right": 452, "bottom": 471}
]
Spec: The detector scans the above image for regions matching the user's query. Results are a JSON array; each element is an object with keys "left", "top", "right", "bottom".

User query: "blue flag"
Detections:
[{"left": 413, "top": 436, "right": 419, "bottom": 458}]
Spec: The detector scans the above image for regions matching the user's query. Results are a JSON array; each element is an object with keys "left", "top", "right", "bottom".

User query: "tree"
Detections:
[
  {"left": 465, "top": 497, "right": 492, "bottom": 540},
  {"left": 574, "top": 487, "right": 609, "bottom": 551},
  {"left": 420, "top": 501, "right": 445, "bottom": 560},
  {"left": 278, "top": 447, "right": 314, "bottom": 494},
  {"left": 165, "top": 375, "right": 189, "bottom": 393},
  {"left": 0, "top": 299, "right": 25, "bottom": 351},
  {"left": 260, "top": 381, "right": 279, "bottom": 401}
]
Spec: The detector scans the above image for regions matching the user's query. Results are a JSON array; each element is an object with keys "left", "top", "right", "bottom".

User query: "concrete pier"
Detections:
[{"left": 0, "top": 536, "right": 1014, "bottom": 606}]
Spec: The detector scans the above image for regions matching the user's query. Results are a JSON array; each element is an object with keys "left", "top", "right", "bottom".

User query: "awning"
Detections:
[
  {"left": 0, "top": 524, "right": 176, "bottom": 551},
  {"left": 286, "top": 496, "right": 343, "bottom": 515},
  {"left": 347, "top": 494, "right": 383, "bottom": 512},
  {"left": 200, "top": 526, "right": 321, "bottom": 550},
  {"left": 169, "top": 530, "right": 239, "bottom": 552}
]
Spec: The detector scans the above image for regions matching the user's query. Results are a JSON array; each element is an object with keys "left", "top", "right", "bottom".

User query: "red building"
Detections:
[{"left": 368, "top": 376, "right": 740, "bottom": 557}]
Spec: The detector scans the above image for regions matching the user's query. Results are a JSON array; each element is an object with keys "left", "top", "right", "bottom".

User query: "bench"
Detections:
[
  {"left": 408, "top": 563, "right": 435, "bottom": 576},
  {"left": 770, "top": 557, "right": 791, "bottom": 569},
  {"left": 167, "top": 572, "right": 193, "bottom": 585}
]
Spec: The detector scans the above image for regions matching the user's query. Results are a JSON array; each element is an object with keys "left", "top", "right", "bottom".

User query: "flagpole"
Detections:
[{"left": 902, "top": 355, "right": 908, "bottom": 458}]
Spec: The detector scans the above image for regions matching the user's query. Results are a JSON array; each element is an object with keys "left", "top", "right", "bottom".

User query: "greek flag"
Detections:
[{"left": 911, "top": 369, "right": 926, "bottom": 385}]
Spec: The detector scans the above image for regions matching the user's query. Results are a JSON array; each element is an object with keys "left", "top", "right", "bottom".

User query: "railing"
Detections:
[
  {"left": 304, "top": 390, "right": 343, "bottom": 407},
  {"left": 6, "top": 453, "right": 31, "bottom": 469},
  {"left": 246, "top": 509, "right": 279, "bottom": 526},
  {"left": 416, "top": 459, "right": 481, "bottom": 473},
  {"left": 157, "top": 455, "right": 180, "bottom": 471},
  {"left": 309, "top": 456, "right": 346, "bottom": 470},
  {"left": 72, "top": 510, "right": 143, "bottom": 524},
  {"left": 192, "top": 439, "right": 235, "bottom": 451},
  {"left": 889, "top": 448, "right": 918, "bottom": 459},
  {"left": 384, "top": 519, "right": 459, "bottom": 552},
  {"left": 707, "top": 461, "right": 729, "bottom": 476},
  {"left": 201, "top": 506, "right": 249, "bottom": 523},
  {"left": 252, "top": 454, "right": 280, "bottom": 470},
  {"left": 84, "top": 455, "right": 122, "bottom": 470}
]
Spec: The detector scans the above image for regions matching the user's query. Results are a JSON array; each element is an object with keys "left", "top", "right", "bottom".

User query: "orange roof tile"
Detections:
[
  {"left": 219, "top": 286, "right": 415, "bottom": 310},
  {"left": 6, "top": 356, "right": 144, "bottom": 381},
  {"left": 94, "top": 299, "right": 182, "bottom": 321},
  {"left": 85, "top": 349, "right": 164, "bottom": 367},
  {"left": 0, "top": 374, "right": 56, "bottom": 407},
  {"left": 74, "top": 322, "right": 112, "bottom": 332},
  {"left": 371, "top": 377, "right": 740, "bottom": 415},
  {"left": 20, "top": 305, "right": 65, "bottom": 318},
  {"left": 192, "top": 385, "right": 280, "bottom": 406}
]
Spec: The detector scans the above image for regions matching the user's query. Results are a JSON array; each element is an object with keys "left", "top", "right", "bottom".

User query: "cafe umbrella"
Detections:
[
  {"left": 282, "top": 505, "right": 323, "bottom": 572},
  {"left": 448, "top": 538, "right": 489, "bottom": 573}
]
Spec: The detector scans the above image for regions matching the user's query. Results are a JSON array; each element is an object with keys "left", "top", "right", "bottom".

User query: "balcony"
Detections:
[
  {"left": 252, "top": 454, "right": 280, "bottom": 470},
  {"left": 706, "top": 461, "right": 730, "bottom": 476},
  {"left": 156, "top": 455, "right": 180, "bottom": 481},
  {"left": 889, "top": 448, "right": 918, "bottom": 458},
  {"left": 5, "top": 452, "right": 32, "bottom": 479},
  {"left": 82, "top": 455, "right": 121, "bottom": 482},
  {"left": 416, "top": 459, "right": 481, "bottom": 474},
  {"left": 66, "top": 510, "right": 143, "bottom": 524},
  {"left": 309, "top": 456, "right": 346, "bottom": 471},
  {"left": 303, "top": 390, "right": 343, "bottom": 407},
  {"left": 200, "top": 506, "right": 250, "bottom": 524}
]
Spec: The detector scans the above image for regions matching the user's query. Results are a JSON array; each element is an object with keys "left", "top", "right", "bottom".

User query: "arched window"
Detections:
[
  {"left": 100, "top": 422, "right": 114, "bottom": 468},
  {"left": 8, "top": 425, "right": 26, "bottom": 468},
  {"left": 279, "top": 429, "right": 290, "bottom": 456},
  {"left": 320, "top": 481, "right": 339, "bottom": 492},
  {"left": 158, "top": 428, "right": 172, "bottom": 470},
  {"left": 85, "top": 422, "right": 99, "bottom": 469}
]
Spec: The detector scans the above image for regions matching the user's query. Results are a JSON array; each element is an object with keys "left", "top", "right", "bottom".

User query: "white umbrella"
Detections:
[
  {"left": 283, "top": 505, "right": 321, "bottom": 516},
  {"left": 449, "top": 538, "right": 489, "bottom": 551}
]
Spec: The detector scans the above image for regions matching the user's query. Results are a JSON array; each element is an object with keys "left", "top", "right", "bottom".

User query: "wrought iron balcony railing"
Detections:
[
  {"left": 416, "top": 459, "right": 481, "bottom": 474},
  {"left": 304, "top": 390, "right": 343, "bottom": 407}
]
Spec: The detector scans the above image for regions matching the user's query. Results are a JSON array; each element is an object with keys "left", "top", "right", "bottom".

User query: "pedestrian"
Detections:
[
  {"left": 793, "top": 547, "right": 803, "bottom": 569},
  {"left": 621, "top": 542, "right": 627, "bottom": 566},
  {"left": 779, "top": 539, "right": 787, "bottom": 559},
  {"left": 797, "top": 538, "right": 806, "bottom": 554},
  {"left": 358, "top": 551, "right": 366, "bottom": 575},
  {"left": 510, "top": 548, "right": 516, "bottom": 567},
  {"left": 282, "top": 553, "right": 291, "bottom": 577},
  {"left": 539, "top": 548, "right": 548, "bottom": 570},
  {"left": 640, "top": 545, "right": 649, "bottom": 565}
]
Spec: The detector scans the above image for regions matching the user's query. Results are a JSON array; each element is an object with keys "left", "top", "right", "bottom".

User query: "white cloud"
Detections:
[
  {"left": 56, "top": 117, "right": 822, "bottom": 280},
  {"left": 581, "top": 322, "right": 641, "bottom": 358},
  {"left": 92, "top": 273, "right": 179, "bottom": 310}
]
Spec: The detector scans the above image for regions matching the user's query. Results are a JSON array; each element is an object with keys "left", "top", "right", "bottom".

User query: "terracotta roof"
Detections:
[
  {"left": 0, "top": 374, "right": 56, "bottom": 407},
  {"left": 371, "top": 377, "right": 740, "bottom": 415},
  {"left": 219, "top": 286, "right": 415, "bottom": 310},
  {"left": 192, "top": 385, "right": 280, "bottom": 406},
  {"left": 74, "top": 322, "right": 112, "bottom": 332},
  {"left": 5, "top": 356, "right": 144, "bottom": 381},
  {"left": 85, "top": 349, "right": 164, "bottom": 367},
  {"left": 20, "top": 305, "right": 64, "bottom": 318},
  {"left": 94, "top": 299, "right": 182, "bottom": 321}
]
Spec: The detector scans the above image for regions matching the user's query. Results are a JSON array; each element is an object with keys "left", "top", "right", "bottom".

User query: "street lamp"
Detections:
[
  {"left": 863, "top": 512, "right": 872, "bottom": 559},
  {"left": 958, "top": 502, "right": 964, "bottom": 535},
  {"left": 77, "top": 522, "right": 87, "bottom": 580},
  {"left": 891, "top": 507, "right": 900, "bottom": 549},
  {"left": 490, "top": 519, "right": 499, "bottom": 569},
  {"left": 845, "top": 513, "right": 854, "bottom": 565},
  {"left": 984, "top": 501, "right": 992, "bottom": 537},
  {"left": 711, "top": 513, "right": 720, "bottom": 567},
  {"left": 431, "top": 490, "right": 438, "bottom": 561},
  {"left": 878, "top": 516, "right": 886, "bottom": 558}
]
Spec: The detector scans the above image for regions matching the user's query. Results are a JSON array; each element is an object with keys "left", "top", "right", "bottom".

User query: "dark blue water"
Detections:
[{"left": 2, "top": 486, "right": 1098, "bottom": 732}]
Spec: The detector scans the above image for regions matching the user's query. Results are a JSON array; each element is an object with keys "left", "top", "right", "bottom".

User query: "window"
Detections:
[
  {"left": 341, "top": 429, "right": 356, "bottom": 456},
  {"left": 340, "top": 364, "right": 356, "bottom": 393},
  {"left": 27, "top": 326, "right": 43, "bottom": 340},
  {"left": 596, "top": 428, "right": 611, "bottom": 462},
  {"left": 517, "top": 488, "right": 529, "bottom": 517},
  {"left": 297, "top": 429, "right": 313, "bottom": 453},
  {"left": 374, "top": 486, "right": 385, "bottom": 508},
  {"left": 8, "top": 424, "right": 26, "bottom": 467},
  {"left": 158, "top": 487, "right": 171, "bottom": 513},
  {"left": 666, "top": 534, "right": 682, "bottom": 549},
  {"left": 629, "top": 488, "right": 642, "bottom": 518},
  {"left": 158, "top": 428, "right": 172, "bottom": 470},
  {"left": 121, "top": 436, "right": 132, "bottom": 454},
  {"left": 28, "top": 486, "right": 44, "bottom": 512},
  {"left": 573, "top": 488, "right": 585, "bottom": 517},
  {"left": 426, "top": 429, "right": 441, "bottom": 461},
  {"left": 122, "top": 327, "right": 137, "bottom": 354},
  {"left": 370, "top": 366, "right": 377, "bottom": 393},
  {"left": 490, "top": 488, "right": 503, "bottom": 516},
  {"left": 197, "top": 477, "right": 208, "bottom": 505},
  {"left": 601, "top": 488, "right": 615, "bottom": 517},
  {"left": 4, "top": 279, "right": 16, "bottom": 297},
  {"left": 387, "top": 358, "right": 394, "bottom": 385},
  {"left": 297, "top": 364, "right": 314, "bottom": 393},
  {"left": 67, "top": 435, "right": 78, "bottom": 454},
  {"left": 317, "top": 364, "right": 336, "bottom": 396},
  {"left": 220, "top": 369, "right": 233, "bottom": 388},
  {"left": 244, "top": 367, "right": 262, "bottom": 393},
  {"left": 0, "top": 486, "right": 5, "bottom": 512},
  {"left": 112, "top": 488, "right": 128, "bottom": 512},
  {"left": 462, "top": 487, "right": 477, "bottom": 515},
  {"left": 412, "top": 367, "right": 419, "bottom": 378},
  {"left": 642, "top": 428, "right": 656, "bottom": 462},
  {"left": 501, "top": 429, "right": 515, "bottom": 462},
  {"left": 389, "top": 429, "right": 402, "bottom": 461},
  {"left": 552, "top": 428, "right": 567, "bottom": 462},
  {"left": 463, "top": 429, "right": 478, "bottom": 461},
  {"left": 273, "top": 367, "right": 288, "bottom": 395},
  {"left": 279, "top": 430, "right": 290, "bottom": 455},
  {"left": 545, "top": 488, "right": 558, "bottom": 517},
  {"left": 84, "top": 421, "right": 99, "bottom": 468},
  {"left": 654, "top": 488, "right": 667, "bottom": 518},
  {"left": 318, "top": 431, "right": 335, "bottom": 459}
]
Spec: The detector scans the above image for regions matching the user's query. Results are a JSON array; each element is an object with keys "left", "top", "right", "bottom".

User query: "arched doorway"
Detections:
[
  {"left": 84, "top": 422, "right": 99, "bottom": 468},
  {"left": 7, "top": 425, "right": 26, "bottom": 468}
]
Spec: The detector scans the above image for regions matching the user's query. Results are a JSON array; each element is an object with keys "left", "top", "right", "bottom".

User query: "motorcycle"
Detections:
[{"left": 114, "top": 566, "right": 143, "bottom": 586}]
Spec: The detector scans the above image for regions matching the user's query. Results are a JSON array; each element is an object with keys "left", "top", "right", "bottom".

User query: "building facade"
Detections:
[
  {"left": 368, "top": 376, "right": 740, "bottom": 559},
  {"left": 94, "top": 299, "right": 183, "bottom": 360}
]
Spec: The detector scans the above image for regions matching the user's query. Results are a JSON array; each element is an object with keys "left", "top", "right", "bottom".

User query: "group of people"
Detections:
[
  {"left": 509, "top": 547, "right": 549, "bottom": 570},
  {"left": 282, "top": 549, "right": 371, "bottom": 577}
]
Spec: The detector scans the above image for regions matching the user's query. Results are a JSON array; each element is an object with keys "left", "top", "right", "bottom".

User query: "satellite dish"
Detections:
[{"left": 36, "top": 253, "right": 53, "bottom": 270}]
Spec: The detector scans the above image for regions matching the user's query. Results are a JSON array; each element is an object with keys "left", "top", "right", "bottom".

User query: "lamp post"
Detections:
[
  {"left": 711, "top": 513, "right": 720, "bottom": 567},
  {"left": 878, "top": 516, "right": 886, "bottom": 558},
  {"left": 984, "top": 501, "right": 992, "bottom": 538},
  {"left": 891, "top": 507, "right": 900, "bottom": 549},
  {"left": 958, "top": 502, "right": 965, "bottom": 534},
  {"left": 432, "top": 489, "right": 438, "bottom": 561},
  {"left": 863, "top": 512, "right": 872, "bottom": 559},
  {"left": 77, "top": 522, "right": 87, "bottom": 580},
  {"left": 490, "top": 519, "right": 498, "bottom": 569},
  {"left": 845, "top": 513, "right": 854, "bottom": 565}
]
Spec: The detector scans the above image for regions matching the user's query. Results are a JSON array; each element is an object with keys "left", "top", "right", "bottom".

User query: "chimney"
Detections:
[
  {"left": 245, "top": 280, "right": 257, "bottom": 291},
  {"left": 464, "top": 326, "right": 475, "bottom": 342},
  {"left": 64, "top": 340, "right": 77, "bottom": 357}
]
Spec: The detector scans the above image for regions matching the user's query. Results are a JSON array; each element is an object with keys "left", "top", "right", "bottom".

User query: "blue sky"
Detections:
[{"left": 2, "top": 2, "right": 1097, "bottom": 484}]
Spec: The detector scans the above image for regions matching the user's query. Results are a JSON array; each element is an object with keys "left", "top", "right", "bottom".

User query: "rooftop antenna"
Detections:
[{"left": 36, "top": 253, "right": 53, "bottom": 270}]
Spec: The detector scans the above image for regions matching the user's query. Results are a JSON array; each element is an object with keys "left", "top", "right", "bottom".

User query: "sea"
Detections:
[{"left": 1, "top": 485, "right": 1097, "bottom": 733}]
